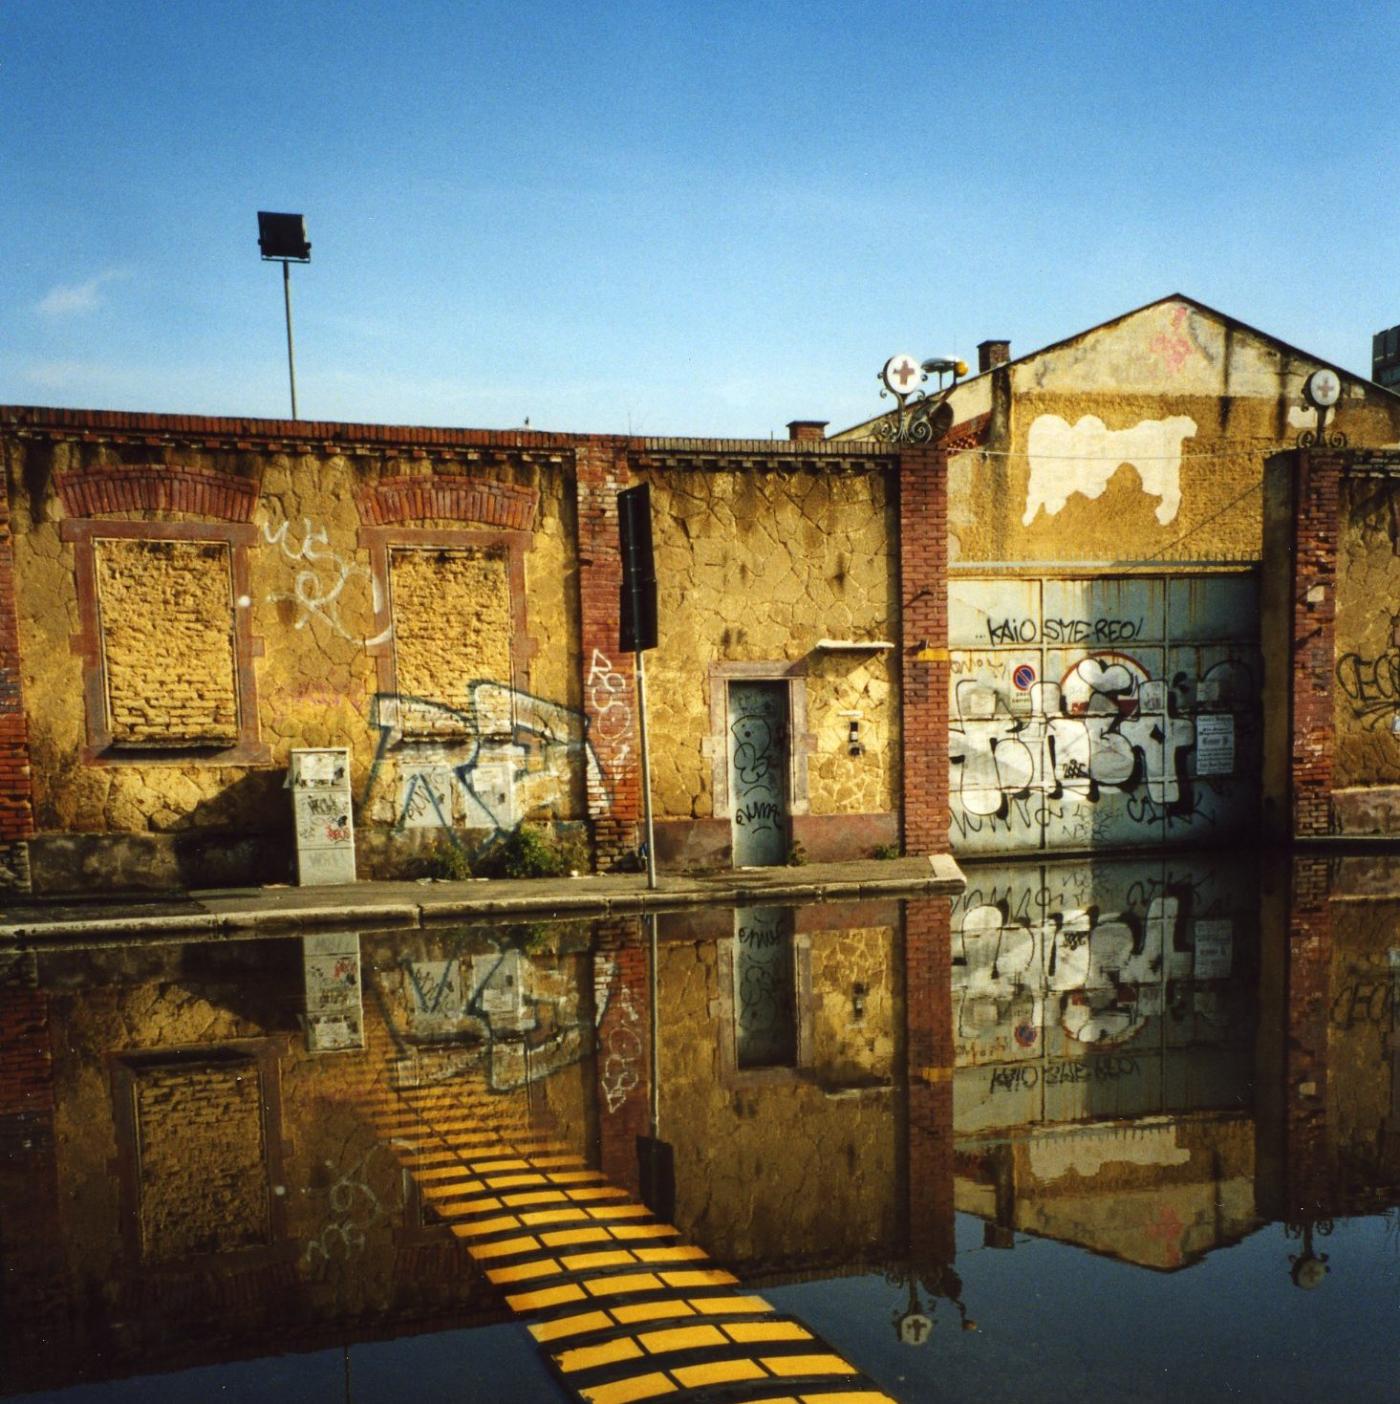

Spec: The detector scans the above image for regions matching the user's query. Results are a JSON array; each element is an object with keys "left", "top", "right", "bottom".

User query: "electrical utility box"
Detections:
[{"left": 289, "top": 747, "right": 356, "bottom": 885}]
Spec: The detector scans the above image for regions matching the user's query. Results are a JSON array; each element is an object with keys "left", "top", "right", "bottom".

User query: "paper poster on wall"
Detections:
[
  {"left": 1193, "top": 919, "right": 1233, "bottom": 979},
  {"left": 1195, "top": 714, "right": 1235, "bottom": 776}
]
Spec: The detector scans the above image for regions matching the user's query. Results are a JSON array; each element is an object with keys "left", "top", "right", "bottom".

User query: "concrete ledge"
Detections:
[{"left": 0, "top": 855, "right": 964, "bottom": 946}]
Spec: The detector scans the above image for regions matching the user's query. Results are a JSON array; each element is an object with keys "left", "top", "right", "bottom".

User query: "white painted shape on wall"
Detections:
[{"left": 1023, "top": 413, "right": 1198, "bottom": 526}]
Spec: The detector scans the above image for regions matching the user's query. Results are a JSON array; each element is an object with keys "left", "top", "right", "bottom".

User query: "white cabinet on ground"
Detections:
[{"left": 290, "top": 747, "right": 356, "bottom": 885}]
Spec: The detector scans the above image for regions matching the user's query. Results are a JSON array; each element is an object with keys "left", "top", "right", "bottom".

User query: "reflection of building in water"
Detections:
[
  {"left": 4, "top": 861, "right": 1398, "bottom": 1394},
  {"left": 654, "top": 901, "right": 905, "bottom": 1270},
  {"left": 951, "top": 854, "right": 1262, "bottom": 1268},
  {"left": 0, "top": 925, "right": 599, "bottom": 1396}
]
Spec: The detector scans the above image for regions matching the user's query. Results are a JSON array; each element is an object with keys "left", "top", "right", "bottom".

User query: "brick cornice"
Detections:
[{"left": 3, "top": 406, "right": 905, "bottom": 469}]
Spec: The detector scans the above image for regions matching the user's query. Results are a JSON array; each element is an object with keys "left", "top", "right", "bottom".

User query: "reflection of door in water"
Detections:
[
  {"left": 733, "top": 907, "right": 796, "bottom": 1068},
  {"left": 728, "top": 681, "right": 788, "bottom": 866}
]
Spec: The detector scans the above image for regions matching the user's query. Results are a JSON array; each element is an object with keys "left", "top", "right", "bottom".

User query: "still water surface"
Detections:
[{"left": 2, "top": 851, "right": 1395, "bottom": 1402}]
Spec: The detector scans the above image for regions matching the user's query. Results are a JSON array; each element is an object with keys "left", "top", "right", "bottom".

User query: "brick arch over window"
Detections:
[
  {"left": 356, "top": 475, "right": 537, "bottom": 529},
  {"left": 55, "top": 468, "right": 259, "bottom": 522}
]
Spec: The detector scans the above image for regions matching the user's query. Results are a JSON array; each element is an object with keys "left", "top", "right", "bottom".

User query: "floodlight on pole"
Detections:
[{"left": 257, "top": 212, "right": 311, "bottom": 419}]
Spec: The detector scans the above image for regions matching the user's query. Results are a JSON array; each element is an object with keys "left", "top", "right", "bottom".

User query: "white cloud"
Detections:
[{"left": 35, "top": 269, "right": 129, "bottom": 318}]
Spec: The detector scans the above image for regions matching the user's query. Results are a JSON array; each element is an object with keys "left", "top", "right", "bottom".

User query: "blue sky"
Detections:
[{"left": 4, "top": 2, "right": 1398, "bottom": 436}]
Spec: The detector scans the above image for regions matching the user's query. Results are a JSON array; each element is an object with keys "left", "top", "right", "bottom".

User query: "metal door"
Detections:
[
  {"left": 948, "top": 574, "right": 1260, "bottom": 854},
  {"left": 728, "top": 681, "right": 789, "bottom": 866}
]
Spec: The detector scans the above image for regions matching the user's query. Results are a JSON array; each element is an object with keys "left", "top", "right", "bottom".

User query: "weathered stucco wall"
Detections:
[
  {"left": 644, "top": 464, "right": 899, "bottom": 861},
  {"left": 655, "top": 917, "right": 901, "bottom": 1267},
  {"left": 1, "top": 413, "right": 922, "bottom": 889},
  {"left": 5, "top": 426, "right": 583, "bottom": 888},
  {"left": 943, "top": 300, "right": 1400, "bottom": 567}
]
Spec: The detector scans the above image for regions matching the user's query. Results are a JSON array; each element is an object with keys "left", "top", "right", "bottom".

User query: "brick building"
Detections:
[
  {"left": 836, "top": 295, "right": 1400, "bottom": 855},
  {"left": 0, "top": 410, "right": 949, "bottom": 894},
  {"left": 1265, "top": 445, "right": 1400, "bottom": 837}
]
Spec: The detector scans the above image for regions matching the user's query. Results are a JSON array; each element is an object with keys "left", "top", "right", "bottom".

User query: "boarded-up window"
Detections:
[
  {"left": 132, "top": 1056, "right": 269, "bottom": 1262},
  {"left": 95, "top": 539, "right": 239, "bottom": 748},
  {"left": 390, "top": 547, "right": 512, "bottom": 736}
]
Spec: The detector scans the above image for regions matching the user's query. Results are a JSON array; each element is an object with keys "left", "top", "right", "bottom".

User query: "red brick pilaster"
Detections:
[
  {"left": 1289, "top": 450, "right": 1341, "bottom": 838},
  {"left": 592, "top": 927, "right": 650, "bottom": 1194},
  {"left": 0, "top": 472, "right": 34, "bottom": 890},
  {"left": 575, "top": 440, "right": 642, "bottom": 868},
  {"left": 1284, "top": 855, "right": 1332, "bottom": 1219},
  {"left": 0, "top": 983, "right": 63, "bottom": 1367},
  {"left": 899, "top": 446, "right": 950, "bottom": 855},
  {"left": 904, "top": 896, "right": 955, "bottom": 1270}
]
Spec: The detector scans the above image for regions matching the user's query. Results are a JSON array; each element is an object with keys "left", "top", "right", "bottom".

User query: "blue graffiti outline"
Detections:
[{"left": 362, "top": 687, "right": 605, "bottom": 849}]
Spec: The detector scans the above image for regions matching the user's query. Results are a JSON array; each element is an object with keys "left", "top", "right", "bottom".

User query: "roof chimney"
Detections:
[
  {"left": 977, "top": 340, "right": 1011, "bottom": 373},
  {"left": 786, "top": 420, "right": 828, "bottom": 442}
]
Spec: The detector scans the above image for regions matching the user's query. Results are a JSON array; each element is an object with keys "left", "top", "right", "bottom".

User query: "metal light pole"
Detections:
[
  {"left": 281, "top": 260, "right": 299, "bottom": 418},
  {"left": 257, "top": 212, "right": 311, "bottom": 419}
]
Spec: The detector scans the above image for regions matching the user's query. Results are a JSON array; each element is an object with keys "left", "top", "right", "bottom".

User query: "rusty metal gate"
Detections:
[{"left": 948, "top": 574, "right": 1260, "bottom": 854}]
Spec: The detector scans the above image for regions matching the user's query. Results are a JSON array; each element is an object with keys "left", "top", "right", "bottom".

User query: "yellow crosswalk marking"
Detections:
[
  {"left": 632, "top": 1246, "right": 707, "bottom": 1264},
  {"left": 670, "top": 1359, "right": 768, "bottom": 1388},
  {"left": 582, "top": 1272, "right": 664, "bottom": 1297},
  {"left": 578, "top": 1372, "right": 677, "bottom": 1404},
  {"left": 761, "top": 1354, "right": 858, "bottom": 1378},
  {"left": 635, "top": 1324, "right": 727, "bottom": 1355},
  {"left": 484, "top": 1256, "right": 561, "bottom": 1284},
  {"left": 353, "top": 1076, "right": 885, "bottom": 1404},
  {"left": 555, "top": 1336, "right": 644, "bottom": 1374},
  {"left": 528, "top": 1309, "right": 614, "bottom": 1343},
  {"left": 724, "top": 1321, "right": 812, "bottom": 1344},
  {"left": 611, "top": 1300, "right": 696, "bottom": 1325},
  {"left": 447, "top": 1214, "right": 520, "bottom": 1237},
  {"left": 541, "top": 1227, "right": 614, "bottom": 1248},
  {"left": 462, "top": 1233, "right": 541, "bottom": 1260},
  {"left": 659, "top": 1269, "right": 738, "bottom": 1288},
  {"left": 505, "top": 1283, "right": 586, "bottom": 1313}
]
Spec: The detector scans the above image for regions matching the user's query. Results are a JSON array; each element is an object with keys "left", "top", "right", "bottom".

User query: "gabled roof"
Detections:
[{"left": 835, "top": 291, "right": 1400, "bottom": 439}]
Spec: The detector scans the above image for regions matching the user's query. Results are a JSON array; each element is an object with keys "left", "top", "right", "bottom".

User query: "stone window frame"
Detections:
[
  {"left": 61, "top": 519, "right": 268, "bottom": 765},
  {"left": 705, "top": 660, "right": 816, "bottom": 819},
  {"left": 109, "top": 1040, "right": 290, "bottom": 1273},
  {"left": 359, "top": 525, "right": 538, "bottom": 732}
]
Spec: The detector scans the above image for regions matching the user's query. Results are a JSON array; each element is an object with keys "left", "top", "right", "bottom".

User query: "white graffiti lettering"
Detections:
[{"left": 262, "top": 515, "right": 393, "bottom": 646}]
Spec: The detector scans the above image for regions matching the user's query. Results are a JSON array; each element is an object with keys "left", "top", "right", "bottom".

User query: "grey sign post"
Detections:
[{"left": 618, "top": 484, "right": 658, "bottom": 889}]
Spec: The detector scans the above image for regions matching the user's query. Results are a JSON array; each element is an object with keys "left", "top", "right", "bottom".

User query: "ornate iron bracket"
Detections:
[{"left": 873, "top": 354, "right": 960, "bottom": 445}]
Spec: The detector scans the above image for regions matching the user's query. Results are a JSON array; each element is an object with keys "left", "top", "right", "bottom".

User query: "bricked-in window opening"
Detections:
[
  {"left": 94, "top": 538, "right": 239, "bottom": 749},
  {"left": 389, "top": 546, "right": 513, "bottom": 738},
  {"left": 128, "top": 1053, "right": 270, "bottom": 1263}
]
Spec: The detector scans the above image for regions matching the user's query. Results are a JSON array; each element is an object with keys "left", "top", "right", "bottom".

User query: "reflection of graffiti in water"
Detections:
[
  {"left": 735, "top": 912, "right": 796, "bottom": 1067},
  {"left": 595, "top": 955, "right": 642, "bottom": 1114},
  {"left": 952, "top": 880, "right": 1236, "bottom": 1051},
  {"left": 302, "top": 1142, "right": 402, "bottom": 1269},
  {"left": 377, "top": 942, "right": 588, "bottom": 1092},
  {"left": 1330, "top": 971, "right": 1397, "bottom": 1030}
]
